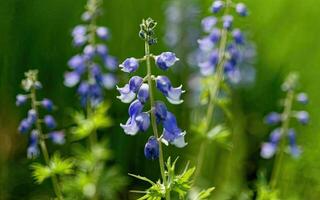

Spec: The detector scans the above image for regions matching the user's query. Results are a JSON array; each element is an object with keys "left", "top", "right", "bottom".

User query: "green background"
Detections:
[{"left": 0, "top": 0, "right": 319, "bottom": 199}]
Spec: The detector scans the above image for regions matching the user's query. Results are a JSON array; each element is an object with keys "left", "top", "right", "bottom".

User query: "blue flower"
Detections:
[
  {"left": 128, "top": 100, "right": 144, "bottom": 117},
  {"left": 209, "top": 28, "right": 221, "bottom": 43},
  {"left": 144, "top": 136, "right": 159, "bottom": 160},
  {"left": 264, "top": 112, "right": 282, "bottom": 125},
  {"left": 27, "top": 130, "right": 39, "bottom": 159},
  {"left": 155, "top": 52, "right": 179, "bottom": 70},
  {"left": 162, "top": 112, "right": 187, "bottom": 148},
  {"left": 96, "top": 27, "right": 109, "bottom": 40},
  {"left": 201, "top": 16, "right": 217, "bottom": 33},
  {"left": 16, "top": 94, "right": 28, "bottom": 106},
  {"left": 83, "top": 45, "right": 96, "bottom": 58},
  {"left": 222, "top": 15, "right": 233, "bottom": 30},
  {"left": 155, "top": 76, "right": 184, "bottom": 104},
  {"left": 121, "top": 100, "right": 144, "bottom": 135},
  {"left": 96, "top": 44, "right": 108, "bottom": 57},
  {"left": 64, "top": 72, "right": 80, "bottom": 87},
  {"left": 296, "top": 93, "right": 308, "bottom": 105},
  {"left": 48, "top": 131, "right": 65, "bottom": 145},
  {"left": 295, "top": 111, "right": 309, "bottom": 125},
  {"left": 211, "top": 1, "right": 224, "bottom": 13},
  {"left": 102, "top": 73, "right": 118, "bottom": 89},
  {"left": 120, "top": 117, "right": 139, "bottom": 136},
  {"left": 288, "top": 129, "right": 301, "bottom": 158},
  {"left": 154, "top": 101, "right": 168, "bottom": 122},
  {"left": 137, "top": 84, "right": 149, "bottom": 104},
  {"left": 18, "top": 118, "right": 32, "bottom": 134},
  {"left": 44, "top": 115, "right": 57, "bottom": 129},
  {"left": 117, "top": 84, "right": 136, "bottom": 103},
  {"left": 120, "top": 58, "right": 139, "bottom": 73},
  {"left": 236, "top": 3, "right": 248, "bottom": 17},
  {"left": 68, "top": 55, "right": 86, "bottom": 70},
  {"left": 72, "top": 25, "right": 87, "bottom": 46},
  {"left": 135, "top": 112, "right": 150, "bottom": 132},
  {"left": 198, "top": 37, "right": 215, "bottom": 51},
  {"left": 41, "top": 98, "right": 54, "bottom": 111},
  {"left": 261, "top": 142, "right": 277, "bottom": 159},
  {"left": 129, "top": 76, "right": 144, "bottom": 93},
  {"left": 232, "top": 29, "right": 244, "bottom": 44},
  {"left": 269, "top": 128, "right": 282, "bottom": 144},
  {"left": 104, "top": 56, "right": 118, "bottom": 71},
  {"left": 27, "top": 109, "right": 37, "bottom": 124}
]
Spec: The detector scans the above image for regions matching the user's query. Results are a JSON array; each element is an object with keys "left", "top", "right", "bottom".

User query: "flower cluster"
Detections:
[
  {"left": 64, "top": 0, "right": 117, "bottom": 106},
  {"left": 16, "top": 70, "right": 65, "bottom": 158},
  {"left": 117, "top": 18, "right": 186, "bottom": 160},
  {"left": 261, "top": 73, "right": 309, "bottom": 159},
  {"left": 197, "top": 0, "right": 248, "bottom": 81}
]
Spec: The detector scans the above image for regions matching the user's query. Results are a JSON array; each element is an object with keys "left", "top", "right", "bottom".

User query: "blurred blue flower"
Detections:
[
  {"left": 120, "top": 58, "right": 139, "bottom": 73},
  {"left": 48, "top": 131, "right": 65, "bottom": 145},
  {"left": 16, "top": 94, "right": 28, "bottom": 106},
  {"left": 41, "top": 98, "right": 54, "bottom": 111},
  {"left": 44, "top": 115, "right": 57, "bottom": 130},
  {"left": 296, "top": 93, "right": 308, "bottom": 105}
]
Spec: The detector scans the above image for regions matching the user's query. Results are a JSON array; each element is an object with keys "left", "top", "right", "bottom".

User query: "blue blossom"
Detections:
[
  {"left": 27, "top": 109, "right": 37, "bottom": 124},
  {"left": 144, "top": 136, "right": 159, "bottom": 160},
  {"left": 236, "top": 3, "right": 248, "bottom": 17},
  {"left": 135, "top": 112, "right": 150, "bottom": 132},
  {"left": 44, "top": 115, "right": 57, "bottom": 130},
  {"left": 154, "top": 101, "right": 168, "bottom": 122},
  {"left": 96, "top": 26, "right": 109, "bottom": 40},
  {"left": 48, "top": 131, "right": 65, "bottom": 145},
  {"left": 137, "top": 84, "right": 149, "bottom": 104},
  {"left": 119, "top": 58, "right": 139, "bottom": 73},
  {"left": 264, "top": 112, "right": 282, "bottom": 125},
  {"left": 211, "top": 1, "right": 224, "bottom": 13},
  {"left": 129, "top": 76, "right": 144, "bottom": 93},
  {"left": 261, "top": 142, "right": 277, "bottom": 159},
  {"left": 155, "top": 52, "right": 179, "bottom": 70},
  {"left": 155, "top": 76, "right": 184, "bottom": 104},
  {"left": 102, "top": 73, "right": 118, "bottom": 89},
  {"left": 27, "top": 130, "right": 39, "bottom": 159},
  {"left": 117, "top": 84, "right": 136, "bottom": 103},
  {"left": 222, "top": 15, "right": 233, "bottom": 30},
  {"left": 18, "top": 119, "right": 32, "bottom": 134},
  {"left": 288, "top": 129, "right": 301, "bottom": 157},
  {"left": 296, "top": 93, "right": 308, "bottom": 104},
  {"left": 295, "top": 111, "right": 309, "bottom": 125},
  {"left": 201, "top": 17, "right": 217, "bottom": 33},
  {"left": 16, "top": 94, "right": 28, "bottom": 106},
  {"left": 41, "top": 98, "right": 54, "bottom": 111},
  {"left": 162, "top": 112, "right": 187, "bottom": 148},
  {"left": 232, "top": 29, "right": 244, "bottom": 44},
  {"left": 64, "top": 72, "right": 80, "bottom": 87}
]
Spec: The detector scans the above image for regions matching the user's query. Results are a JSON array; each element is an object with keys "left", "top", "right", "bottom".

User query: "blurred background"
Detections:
[{"left": 0, "top": 0, "right": 319, "bottom": 199}]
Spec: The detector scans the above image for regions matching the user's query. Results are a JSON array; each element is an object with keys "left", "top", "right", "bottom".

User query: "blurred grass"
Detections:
[{"left": 1, "top": 0, "right": 320, "bottom": 199}]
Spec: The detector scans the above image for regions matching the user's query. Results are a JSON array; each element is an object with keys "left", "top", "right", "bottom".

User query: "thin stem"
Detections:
[
  {"left": 194, "top": 0, "right": 230, "bottom": 182},
  {"left": 31, "top": 88, "right": 63, "bottom": 200},
  {"left": 270, "top": 90, "right": 294, "bottom": 190},
  {"left": 145, "top": 41, "right": 170, "bottom": 200}
]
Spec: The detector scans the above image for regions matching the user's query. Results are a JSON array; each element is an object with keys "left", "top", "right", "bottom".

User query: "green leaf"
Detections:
[
  {"left": 31, "top": 163, "right": 51, "bottom": 184},
  {"left": 193, "top": 187, "right": 215, "bottom": 200},
  {"left": 71, "top": 102, "right": 112, "bottom": 140},
  {"left": 49, "top": 153, "right": 74, "bottom": 176},
  {"left": 207, "top": 125, "right": 231, "bottom": 142},
  {"left": 128, "top": 173, "right": 155, "bottom": 185}
]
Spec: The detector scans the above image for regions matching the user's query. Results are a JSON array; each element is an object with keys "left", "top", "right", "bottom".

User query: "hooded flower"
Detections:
[
  {"left": 155, "top": 52, "right": 179, "bottom": 70},
  {"left": 155, "top": 76, "right": 184, "bottom": 104},
  {"left": 119, "top": 58, "right": 139, "bottom": 73},
  {"left": 144, "top": 136, "right": 159, "bottom": 160}
]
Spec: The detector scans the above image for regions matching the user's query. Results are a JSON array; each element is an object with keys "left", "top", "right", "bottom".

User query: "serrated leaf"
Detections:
[
  {"left": 128, "top": 173, "right": 155, "bottom": 185},
  {"left": 49, "top": 154, "right": 74, "bottom": 176},
  {"left": 31, "top": 163, "right": 51, "bottom": 184}
]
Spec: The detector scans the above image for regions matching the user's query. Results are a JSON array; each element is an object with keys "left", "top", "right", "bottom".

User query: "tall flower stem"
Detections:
[
  {"left": 270, "top": 90, "right": 294, "bottom": 190},
  {"left": 194, "top": 0, "right": 230, "bottom": 182},
  {"left": 30, "top": 88, "right": 64, "bottom": 200},
  {"left": 145, "top": 41, "right": 170, "bottom": 200}
]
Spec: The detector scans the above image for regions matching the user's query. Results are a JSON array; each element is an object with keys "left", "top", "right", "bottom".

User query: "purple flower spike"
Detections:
[
  {"left": 120, "top": 58, "right": 139, "bottom": 73},
  {"left": 144, "top": 136, "right": 159, "bottom": 160}
]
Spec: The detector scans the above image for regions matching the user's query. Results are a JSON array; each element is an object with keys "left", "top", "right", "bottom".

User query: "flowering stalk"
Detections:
[
  {"left": 145, "top": 40, "right": 169, "bottom": 199},
  {"left": 17, "top": 70, "right": 65, "bottom": 199},
  {"left": 117, "top": 18, "right": 186, "bottom": 200},
  {"left": 261, "top": 73, "right": 309, "bottom": 191},
  {"left": 194, "top": 0, "right": 248, "bottom": 180}
]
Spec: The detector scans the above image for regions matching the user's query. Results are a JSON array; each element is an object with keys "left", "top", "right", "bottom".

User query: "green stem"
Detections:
[
  {"left": 194, "top": 0, "right": 230, "bottom": 181},
  {"left": 31, "top": 89, "right": 64, "bottom": 200},
  {"left": 145, "top": 41, "right": 170, "bottom": 200},
  {"left": 270, "top": 90, "right": 294, "bottom": 190}
]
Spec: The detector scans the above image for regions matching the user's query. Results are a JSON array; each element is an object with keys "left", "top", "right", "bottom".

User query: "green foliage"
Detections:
[
  {"left": 130, "top": 158, "right": 214, "bottom": 200},
  {"left": 71, "top": 103, "right": 112, "bottom": 140},
  {"left": 31, "top": 154, "right": 73, "bottom": 184}
]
